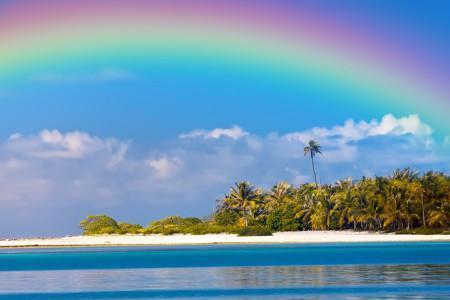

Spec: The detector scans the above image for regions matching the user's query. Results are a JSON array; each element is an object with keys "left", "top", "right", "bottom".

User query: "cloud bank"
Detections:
[
  {"left": 180, "top": 125, "right": 249, "bottom": 140},
  {"left": 0, "top": 114, "right": 448, "bottom": 237}
]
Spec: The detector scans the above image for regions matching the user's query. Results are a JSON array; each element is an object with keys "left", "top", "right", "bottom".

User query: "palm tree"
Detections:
[
  {"left": 226, "top": 181, "right": 259, "bottom": 226},
  {"left": 311, "top": 186, "right": 334, "bottom": 230},
  {"left": 304, "top": 140, "right": 321, "bottom": 186},
  {"left": 331, "top": 179, "right": 358, "bottom": 230},
  {"left": 410, "top": 180, "right": 426, "bottom": 227},
  {"left": 357, "top": 178, "right": 383, "bottom": 230},
  {"left": 377, "top": 177, "right": 410, "bottom": 231},
  {"left": 428, "top": 209, "right": 449, "bottom": 228},
  {"left": 212, "top": 168, "right": 449, "bottom": 234},
  {"left": 295, "top": 184, "right": 317, "bottom": 230},
  {"left": 421, "top": 171, "right": 449, "bottom": 228},
  {"left": 265, "top": 182, "right": 294, "bottom": 212}
]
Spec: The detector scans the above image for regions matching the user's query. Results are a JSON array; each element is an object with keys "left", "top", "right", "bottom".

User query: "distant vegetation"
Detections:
[{"left": 80, "top": 168, "right": 450, "bottom": 236}]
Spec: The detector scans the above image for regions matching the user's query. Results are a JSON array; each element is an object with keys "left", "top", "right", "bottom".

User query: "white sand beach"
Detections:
[{"left": 1, "top": 231, "right": 449, "bottom": 248}]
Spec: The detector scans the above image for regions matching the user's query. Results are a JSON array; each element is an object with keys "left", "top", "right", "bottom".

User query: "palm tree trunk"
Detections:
[
  {"left": 421, "top": 196, "right": 426, "bottom": 228},
  {"left": 310, "top": 153, "right": 318, "bottom": 186}
]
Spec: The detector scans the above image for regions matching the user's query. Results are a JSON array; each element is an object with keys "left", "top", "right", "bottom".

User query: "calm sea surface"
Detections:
[{"left": 0, "top": 242, "right": 449, "bottom": 299}]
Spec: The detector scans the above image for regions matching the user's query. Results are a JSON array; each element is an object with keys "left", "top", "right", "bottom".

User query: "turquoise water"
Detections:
[{"left": 0, "top": 242, "right": 449, "bottom": 299}]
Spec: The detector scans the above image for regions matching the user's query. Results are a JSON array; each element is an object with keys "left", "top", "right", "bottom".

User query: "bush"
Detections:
[
  {"left": 143, "top": 225, "right": 181, "bottom": 235},
  {"left": 214, "top": 211, "right": 239, "bottom": 226},
  {"left": 267, "top": 207, "right": 302, "bottom": 231},
  {"left": 267, "top": 210, "right": 283, "bottom": 231},
  {"left": 80, "top": 215, "right": 119, "bottom": 235},
  {"left": 149, "top": 216, "right": 184, "bottom": 226},
  {"left": 118, "top": 222, "right": 143, "bottom": 234},
  {"left": 144, "top": 216, "right": 207, "bottom": 235},
  {"left": 187, "top": 224, "right": 239, "bottom": 235},
  {"left": 148, "top": 216, "right": 202, "bottom": 227},
  {"left": 180, "top": 217, "right": 203, "bottom": 226},
  {"left": 237, "top": 226, "right": 272, "bottom": 236},
  {"left": 142, "top": 217, "right": 240, "bottom": 235}
]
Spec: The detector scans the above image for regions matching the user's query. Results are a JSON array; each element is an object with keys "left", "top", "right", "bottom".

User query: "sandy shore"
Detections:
[{"left": 1, "top": 231, "right": 449, "bottom": 248}]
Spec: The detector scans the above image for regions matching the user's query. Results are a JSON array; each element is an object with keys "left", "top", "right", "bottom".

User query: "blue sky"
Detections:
[{"left": 0, "top": 1, "right": 450, "bottom": 237}]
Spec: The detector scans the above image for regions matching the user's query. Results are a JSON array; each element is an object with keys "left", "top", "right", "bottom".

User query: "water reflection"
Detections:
[
  {"left": 0, "top": 264, "right": 449, "bottom": 294},
  {"left": 218, "top": 264, "right": 450, "bottom": 287}
]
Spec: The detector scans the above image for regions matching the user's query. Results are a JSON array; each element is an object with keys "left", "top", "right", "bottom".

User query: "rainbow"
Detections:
[{"left": 1, "top": 0, "right": 449, "bottom": 134}]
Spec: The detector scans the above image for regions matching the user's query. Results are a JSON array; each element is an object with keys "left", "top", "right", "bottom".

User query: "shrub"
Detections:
[
  {"left": 118, "top": 222, "right": 143, "bottom": 234},
  {"left": 149, "top": 216, "right": 184, "bottom": 227},
  {"left": 180, "top": 217, "right": 203, "bottom": 226},
  {"left": 143, "top": 224, "right": 180, "bottom": 235},
  {"left": 144, "top": 216, "right": 206, "bottom": 235},
  {"left": 80, "top": 215, "right": 119, "bottom": 235},
  {"left": 237, "top": 226, "right": 272, "bottom": 236},
  {"left": 148, "top": 216, "right": 202, "bottom": 227},
  {"left": 187, "top": 224, "right": 239, "bottom": 235},
  {"left": 214, "top": 211, "right": 239, "bottom": 226},
  {"left": 267, "top": 210, "right": 283, "bottom": 231},
  {"left": 267, "top": 207, "right": 302, "bottom": 231}
]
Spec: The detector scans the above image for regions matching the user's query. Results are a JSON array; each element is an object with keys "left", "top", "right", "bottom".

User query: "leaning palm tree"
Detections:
[{"left": 304, "top": 140, "right": 322, "bottom": 186}]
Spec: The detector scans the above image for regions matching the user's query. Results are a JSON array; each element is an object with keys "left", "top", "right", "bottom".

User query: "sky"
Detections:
[{"left": 0, "top": 0, "right": 449, "bottom": 237}]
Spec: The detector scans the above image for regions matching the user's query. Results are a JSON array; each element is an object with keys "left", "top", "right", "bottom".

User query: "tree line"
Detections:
[
  {"left": 80, "top": 168, "right": 449, "bottom": 235},
  {"left": 215, "top": 168, "right": 449, "bottom": 232}
]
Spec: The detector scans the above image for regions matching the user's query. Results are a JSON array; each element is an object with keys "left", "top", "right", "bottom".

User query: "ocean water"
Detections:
[{"left": 0, "top": 242, "right": 449, "bottom": 299}]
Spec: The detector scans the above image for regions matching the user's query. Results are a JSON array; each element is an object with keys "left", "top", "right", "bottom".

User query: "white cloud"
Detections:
[
  {"left": 368, "top": 114, "right": 433, "bottom": 137},
  {"left": 284, "top": 167, "right": 310, "bottom": 186},
  {"left": 107, "top": 143, "right": 129, "bottom": 168},
  {"left": 180, "top": 126, "right": 248, "bottom": 140},
  {"left": 39, "top": 130, "right": 98, "bottom": 158},
  {"left": 285, "top": 114, "right": 432, "bottom": 144},
  {"left": 4, "top": 129, "right": 128, "bottom": 160},
  {"left": 8, "top": 133, "right": 22, "bottom": 140},
  {"left": 34, "top": 68, "right": 135, "bottom": 83},
  {"left": 283, "top": 114, "right": 434, "bottom": 160},
  {"left": 146, "top": 156, "right": 182, "bottom": 179}
]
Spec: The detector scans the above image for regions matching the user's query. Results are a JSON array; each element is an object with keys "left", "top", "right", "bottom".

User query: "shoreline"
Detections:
[{"left": 1, "top": 231, "right": 450, "bottom": 248}]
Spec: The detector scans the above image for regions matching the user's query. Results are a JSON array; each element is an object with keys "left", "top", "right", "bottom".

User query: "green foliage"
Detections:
[
  {"left": 149, "top": 215, "right": 186, "bottom": 226},
  {"left": 80, "top": 169, "right": 450, "bottom": 236},
  {"left": 267, "top": 206, "right": 302, "bottom": 231},
  {"left": 215, "top": 169, "right": 450, "bottom": 232},
  {"left": 182, "top": 217, "right": 203, "bottom": 225},
  {"left": 237, "top": 226, "right": 273, "bottom": 236},
  {"left": 214, "top": 210, "right": 239, "bottom": 226},
  {"left": 219, "top": 181, "right": 265, "bottom": 227},
  {"left": 118, "top": 222, "right": 143, "bottom": 234},
  {"left": 80, "top": 215, "right": 119, "bottom": 235},
  {"left": 266, "top": 210, "right": 283, "bottom": 230},
  {"left": 184, "top": 224, "right": 238, "bottom": 235},
  {"left": 143, "top": 216, "right": 236, "bottom": 235}
]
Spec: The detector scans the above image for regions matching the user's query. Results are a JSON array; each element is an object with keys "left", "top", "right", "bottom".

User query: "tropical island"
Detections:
[
  {"left": 78, "top": 168, "right": 449, "bottom": 237},
  {"left": 77, "top": 141, "right": 449, "bottom": 236},
  {"left": 1, "top": 141, "right": 449, "bottom": 247}
]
